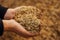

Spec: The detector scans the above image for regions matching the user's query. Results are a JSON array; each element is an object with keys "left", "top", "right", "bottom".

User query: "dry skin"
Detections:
[{"left": 14, "top": 6, "right": 41, "bottom": 33}]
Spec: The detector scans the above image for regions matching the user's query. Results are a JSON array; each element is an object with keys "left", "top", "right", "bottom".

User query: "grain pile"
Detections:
[
  {"left": 0, "top": 0, "right": 60, "bottom": 40},
  {"left": 14, "top": 6, "right": 41, "bottom": 33}
]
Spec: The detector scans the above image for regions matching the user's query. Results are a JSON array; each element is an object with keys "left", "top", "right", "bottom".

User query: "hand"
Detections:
[
  {"left": 4, "top": 7, "right": 23, "bottom": 20},
  {"left": 4, "top": 7, "right": 24, "bottom": 19},
  {"left": 4, "top": 9, "right": 16, "bottom": 19},
  {"left": 3, "top": 19, "right": 37, "bottom": 38}
]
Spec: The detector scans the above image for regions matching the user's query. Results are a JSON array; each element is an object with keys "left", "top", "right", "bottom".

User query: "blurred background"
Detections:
[{"left": 0, "top": 0, "right": 60, "bottom": 40}]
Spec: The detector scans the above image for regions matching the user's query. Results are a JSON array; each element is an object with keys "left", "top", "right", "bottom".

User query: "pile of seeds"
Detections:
[{"left": 14, "top": 6, "right": 41, "bottom": 33}]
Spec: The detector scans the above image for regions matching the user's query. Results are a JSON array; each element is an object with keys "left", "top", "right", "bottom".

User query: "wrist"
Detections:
[{"left": 2, "top": 20, "right": 13, "bottom": 31}]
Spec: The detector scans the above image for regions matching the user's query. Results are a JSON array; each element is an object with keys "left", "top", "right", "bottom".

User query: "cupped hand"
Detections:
[
  {"left": 3, "top": 19, "right": 37, "bottom": 38},
  {"left": 4, "top": 9, "right": 15, "bottom": 19}
]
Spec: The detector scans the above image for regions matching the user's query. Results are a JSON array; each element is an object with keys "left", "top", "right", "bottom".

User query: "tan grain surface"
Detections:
[{"left": 0, "top": 0, "right": 60, "bottom": 40}]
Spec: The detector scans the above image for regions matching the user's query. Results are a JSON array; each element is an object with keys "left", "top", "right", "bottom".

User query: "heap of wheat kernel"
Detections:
[{"left": 14, "top": 6, "right": 41, "bottom": 33}]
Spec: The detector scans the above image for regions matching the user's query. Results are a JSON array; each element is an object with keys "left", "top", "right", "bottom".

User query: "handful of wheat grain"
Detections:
[{"left": 14, "top": 6, "right": 41, "bottom": 33}]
